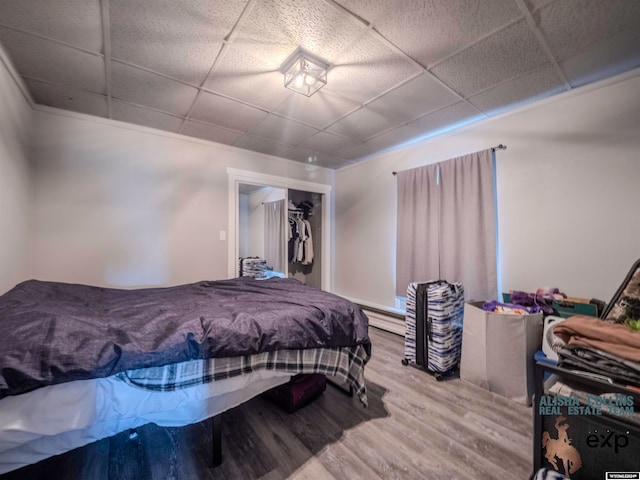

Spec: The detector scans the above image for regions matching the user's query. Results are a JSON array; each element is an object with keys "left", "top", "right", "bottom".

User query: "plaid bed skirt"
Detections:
[{"left": 117, "top": 345, "right": 370, "bottom": 406}]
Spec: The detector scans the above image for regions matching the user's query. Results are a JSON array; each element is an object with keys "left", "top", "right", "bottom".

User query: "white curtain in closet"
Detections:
[{"left": 264, "top": 199, "right": 286, "bottom": 274}]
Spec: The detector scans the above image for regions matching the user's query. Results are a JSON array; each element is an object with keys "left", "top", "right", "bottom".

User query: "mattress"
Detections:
[{"left": 0, "top": 368, "right": 291, "bottom": 474}]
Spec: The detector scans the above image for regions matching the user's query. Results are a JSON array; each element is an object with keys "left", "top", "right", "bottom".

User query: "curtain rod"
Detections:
[{"left": 392, "top": 144, "right": 507, "bottom": 175}]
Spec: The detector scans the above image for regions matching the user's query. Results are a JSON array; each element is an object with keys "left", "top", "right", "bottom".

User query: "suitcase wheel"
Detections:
[
  {"left": 401, "top": 358, "right": 409, "bottom": 366},
  {"left": 434, "top": 372, "right": 444, "bottom": 381}
]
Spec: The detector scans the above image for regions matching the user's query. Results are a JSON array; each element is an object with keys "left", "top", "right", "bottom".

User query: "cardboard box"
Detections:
[{"left": 460, "top": 302, "right": 543, "bottom": 405}]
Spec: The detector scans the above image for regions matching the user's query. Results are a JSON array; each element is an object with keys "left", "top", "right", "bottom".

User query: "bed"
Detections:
[{"left": 0, "top": 276, "right": 371, "bottom": 474}]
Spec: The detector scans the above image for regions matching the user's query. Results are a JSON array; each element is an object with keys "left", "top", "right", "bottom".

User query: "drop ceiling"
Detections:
[{"left": 1, "top": 0, "right": 639, "bottom": 169}]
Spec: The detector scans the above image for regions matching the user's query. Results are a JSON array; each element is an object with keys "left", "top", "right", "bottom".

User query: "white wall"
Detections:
[
  {"left": 31, "top": 110, "right": 334, "bottom": 288},
  {"left": 334, "top": 69, "right": 640, "bottom": 308},
  {"left": 0, "top": 46, "right": 32, "bottom": 294}
]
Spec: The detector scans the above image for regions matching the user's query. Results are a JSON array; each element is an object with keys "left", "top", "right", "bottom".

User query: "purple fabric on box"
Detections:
[
  {"left": 510, "top": 291, "right": 555, "bottom": 314},
  {"left": 482, "top": 301, "right": 542, "bottom": 314}
]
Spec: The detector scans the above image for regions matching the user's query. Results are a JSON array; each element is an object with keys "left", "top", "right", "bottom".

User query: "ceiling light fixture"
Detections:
[{"left": 280, "top": 48, "right": 329, "bottom": 97}]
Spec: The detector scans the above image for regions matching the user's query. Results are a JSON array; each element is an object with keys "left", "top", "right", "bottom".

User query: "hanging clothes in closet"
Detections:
[{"left": 288, "top": 201, "right": 314, "bottom": 266}]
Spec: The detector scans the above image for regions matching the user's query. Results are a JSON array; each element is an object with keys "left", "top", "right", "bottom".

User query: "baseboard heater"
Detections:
[{"left": 357, "top": 304, "right": 405, "bottom": 336}]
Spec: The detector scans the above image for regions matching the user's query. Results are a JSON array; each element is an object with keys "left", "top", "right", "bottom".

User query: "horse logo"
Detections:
[{"left": 542, "top": 416, "right": 582, "bottom": 478}]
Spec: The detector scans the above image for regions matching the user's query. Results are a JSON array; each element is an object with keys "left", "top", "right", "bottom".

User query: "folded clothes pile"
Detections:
[{"left": 554, "top": 315, "right": 640, "bottom": 388}]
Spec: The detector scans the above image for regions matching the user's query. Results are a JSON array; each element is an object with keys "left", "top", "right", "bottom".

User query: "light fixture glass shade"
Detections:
[{"left": 282, "top": 49, "right": 328, "bottom": 97}]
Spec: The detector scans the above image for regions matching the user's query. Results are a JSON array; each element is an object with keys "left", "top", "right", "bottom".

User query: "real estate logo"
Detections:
[
  {"left": 587, "top": 428, "right": 631, "bottom": 454},
  {"left": 542, "top": 416, "right": 582, "bottom": 477},
  {"left": 542, "top": 415, "right": 632, "bottom": 477},
  {"left": 538, "top": 394, "right": 635, "bottom": 417}
]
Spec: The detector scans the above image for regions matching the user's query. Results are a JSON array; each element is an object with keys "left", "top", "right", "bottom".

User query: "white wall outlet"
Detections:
[{"left": 219, "top": 230, "right": 226, "bottom": 241}]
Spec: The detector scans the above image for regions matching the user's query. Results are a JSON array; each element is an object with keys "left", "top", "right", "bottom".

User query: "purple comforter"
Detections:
[{"left": 0, "top": 277, "right": 370, "bottom": 399}]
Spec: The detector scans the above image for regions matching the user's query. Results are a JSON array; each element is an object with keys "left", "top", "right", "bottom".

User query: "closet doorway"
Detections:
[
  {"left": 227, "top": 168, "right": 332, "bottom": 291},
  {"left": 287, "top": 189, "right": 322, "bottom": 288}
]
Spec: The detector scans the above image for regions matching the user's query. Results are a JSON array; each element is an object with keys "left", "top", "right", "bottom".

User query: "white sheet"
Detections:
[{"left": 0, "top": 369, "right": 291, "bottom": 474}]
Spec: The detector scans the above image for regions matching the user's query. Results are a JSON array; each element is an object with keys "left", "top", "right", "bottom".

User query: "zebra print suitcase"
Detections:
[{"left": 402, "top": 280, "right": 464, "bottom": 379}]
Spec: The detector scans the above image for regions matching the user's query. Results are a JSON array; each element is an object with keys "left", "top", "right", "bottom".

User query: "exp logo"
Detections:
[{"left": 587, "top": 429, "right": 630, "bottom": 454}]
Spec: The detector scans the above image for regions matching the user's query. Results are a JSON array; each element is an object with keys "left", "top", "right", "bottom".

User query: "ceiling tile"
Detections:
[
  {"left": 333, "top": 0, "right": 394, "bottom": 26},
  {"left": 109, "top": 0, "right": 247, "bottom": 85},
  {"left": 0, "top": 0, "right": 102, "bottom": 52},
  {"left": 181, "top": 121, "right": 244, "bottom": 145},
  {"left": 189, "top": 91, "right": 269, "bottom": 132},
  {"left": 408, "top": 101, "right": 485, "bottom": 135},
  {"left": 467, "top": 65, "right": 567, "bottom": 116},
  {"left": 537, "top": 0, "right": 640, "bottom": 63},
  {"left": 274, "top": 90, "right": 359, "bottom": 129},
  {"left": 536, "top": 0, "right": 640, "bottom": 87},
  {"left": 111, "top": 61, "right": 199, "bottom": 116},
  {"left": 203, "top": 45, "right": 291, "bottom": 111},
  {"left": 365, "top": 125, "right": 424, "bottom": 151},
  {"left": 560, "top": 28, "right": 640, "bottom": 88},
  {"left": 233, "top": 135, "right": 291, "bottom": 158},
  {"left": 0, "top": 27, "right": 105, "bottom": 93},
  {"left": 298, "top": 131, "right": 358, "bottom": 156},
  {"left": 360, "top": 0, "right": 523, "bottom": 67},
  {"left": 431, "top": 19, "right": 549, "bottom": 97},
  {"left": 25, "top": 78, "right": 108, "bottom": 118},
  {"left": 335, "top": 141, "right": 385, "bottom": 161},
  {"left": 279, "top": 147, "right": 338, "bottom": 168},
  {"left": 234, "top": 0, "right": 366, "bottom": 65},
  {"left": 365, "top": 73, "right": 461, "bottom": 123},
  {"left": 247, "top": 114, "right": 319, "bottom": 146},
  {"left": 525, "top": 0, "right": 553, "bottom": 10},
  {"left": 325, "top": 31, "right": 423, "bottom": 103},
  {"left": 326, "top": 106, "right": 401, "bottom": 141},
  {"left": 112, "top": 100, "right": 184, "bottom": 133}
]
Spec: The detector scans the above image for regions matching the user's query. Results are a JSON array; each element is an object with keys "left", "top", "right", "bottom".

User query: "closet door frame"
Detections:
[{"left": 227, "top": 168, "right": 332, "bottom": 291}]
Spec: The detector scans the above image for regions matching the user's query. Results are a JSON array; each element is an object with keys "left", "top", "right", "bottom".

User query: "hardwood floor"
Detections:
[{"left": 1, "top": 327, "right": 533, "bottom": 479}]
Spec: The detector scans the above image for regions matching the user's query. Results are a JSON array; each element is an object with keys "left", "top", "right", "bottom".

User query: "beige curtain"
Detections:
[
  {"left": 264, "top": 199, "right": 285, "bottom": 274},
  {"left": 395, "top": 149, "right": 497, "bottom": 301},
  {"left": 396, "top": 163, "right": 440, "bottom": 297}
]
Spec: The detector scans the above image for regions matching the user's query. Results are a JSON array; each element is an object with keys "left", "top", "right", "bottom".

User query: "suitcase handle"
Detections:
[{"left": 426, "top": 310, "right": 433, "bottom": 343}]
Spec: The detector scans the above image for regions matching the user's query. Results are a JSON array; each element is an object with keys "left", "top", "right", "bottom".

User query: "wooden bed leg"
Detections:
[{"left": 212, "top": 414, "right": 222, "bottom": 467}]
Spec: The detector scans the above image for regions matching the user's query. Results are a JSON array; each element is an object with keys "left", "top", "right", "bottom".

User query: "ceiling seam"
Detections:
[
  {"left": 100, "top": 97, "right": 185, "bottom": 120},
  {"left": 320, "top": 1, "right": 489, "bottom": 125},
  {"left": 21, "top": 72, "right": 352, "bottom": 146},
  {"left": 21, "top": 74, "right": 105, "bottom": 97},
  {"left": 21, "top": 74, "right": 260, "bottom": 131},
  {"left": 318, "top": 0, "right": 408, "bottom": 104},
  {"left": 513, "top": 0, "right": 572, "bottom": 90},
  {"left": 100, "top": 0, "right": 112, "bottom": 119},
  {"left": 412, "top": 19, "right": 532, "bottom": 117},
  {"left": 381, "top": 99, "right": 487, "bottom": 135},
  {"left": 322, "top": 0, "right": 433, "bottom": 99},
  {"left": 174, "top": 43, "right": 225, "bottom": 135},
  {"left": 465, "top": 61, "right": 562, "bottom": 101},
  {"left": 267, "top": 111, "right": 337, "bottom": 133},
  {"left": 110, "top": 56, "right": 273, "bottom": 115},
  {"left": 322, "top": 0, "right": 537, "bottom": 135},
  {"left": 427, "top": 16, "right": 526, "bottom": 70},
  {"left": 185, "top": 117, "right": 244, "bottom": 134},
  {"left": 322, "top": 0, "right": 371, "bottom": 29},
  {"left": 20, "top": 75, "right": 219, "bottom": 126},
  {"left": 177, "top": 0, "right": 259, "bottom": 135},
  {"left": 232, "top": 133, "right": 290, "bottom": 150},
  {"left": 110, "top": 58, "right": 202, "bottom": 90},
  {"left": 0, "top": 22, "right": 102, "bottom": 57}
]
